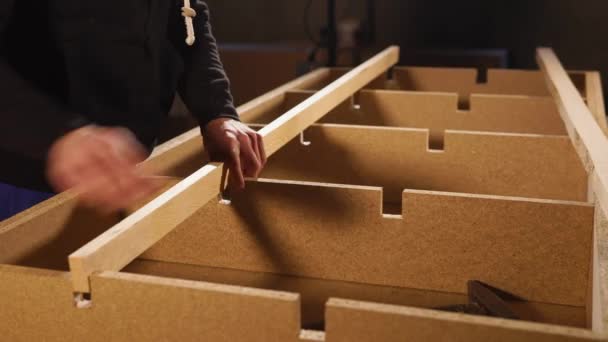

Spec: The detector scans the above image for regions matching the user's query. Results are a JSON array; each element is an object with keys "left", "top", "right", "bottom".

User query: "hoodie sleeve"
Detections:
[
  {"left": 0, "top": 0, "right": 89, "bottom": 161},
  {"left": 171, "top": 1, "right": 240, "bottom": 131}
]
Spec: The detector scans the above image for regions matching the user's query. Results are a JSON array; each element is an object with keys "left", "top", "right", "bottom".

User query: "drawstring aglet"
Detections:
[{"left": 182, "top": 0, "right": 197, "bottom": 46}]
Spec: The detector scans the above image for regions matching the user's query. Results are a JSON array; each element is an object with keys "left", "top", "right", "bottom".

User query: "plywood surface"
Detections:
[
  {"left": 260, "top": 124, "right": 587, "bottom": 203},
  {"left": 0, "top": 264, "right": 301, "bottom": 341},
  {"left": 141, "top": 178, "right": 593, "bottom": 307},
  {"left": 325, "top": 299, "right": 602, "bottom": 342}
]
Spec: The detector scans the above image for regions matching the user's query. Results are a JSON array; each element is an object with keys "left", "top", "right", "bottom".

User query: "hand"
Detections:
[
  {"left": 46, "top": 125, "right": 161, "bottom": 214},
  {"left": 203, "top": 118, "right": 266, "bottom": 189}
]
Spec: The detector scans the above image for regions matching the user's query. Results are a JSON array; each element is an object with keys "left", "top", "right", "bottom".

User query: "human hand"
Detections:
[
  {"left": 46, "top": 125, "right": 161, "bottom": 214},
  {"left": 203, "top": 118, "right": 266, "bottom": 189}
]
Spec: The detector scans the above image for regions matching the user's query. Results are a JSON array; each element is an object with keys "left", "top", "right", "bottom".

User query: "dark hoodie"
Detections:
[{"left": 0, "top": 0, "right": 239, "bottom": 192}]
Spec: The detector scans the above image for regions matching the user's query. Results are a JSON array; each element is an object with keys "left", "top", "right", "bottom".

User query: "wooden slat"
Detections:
[
  {"left": 258, "top": 47, "right": 399, "bottom": 155},
  {"left": 68, "top": 46, "right": 400, "bottom": 293},
  {"left": 325, "top": 299, "right": 603, "bottom": 342},
  {"left": 585, "top": 71, "right": 608, "bottom": 137},
  {"left": 68, "top": 164, "right": 224, "bottom": 292},
  {"left": 537, "top": 47, "right": 608, "bottom": 334}
]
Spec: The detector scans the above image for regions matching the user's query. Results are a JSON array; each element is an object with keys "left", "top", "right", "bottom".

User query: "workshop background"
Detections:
[{"left": 205, "top": 0, "right": 608, "bottom": 105}]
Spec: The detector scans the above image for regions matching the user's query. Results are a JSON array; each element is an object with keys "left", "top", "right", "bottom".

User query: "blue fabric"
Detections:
[{"left": 0, "top": 182, "right": 54, "bottom": 221}]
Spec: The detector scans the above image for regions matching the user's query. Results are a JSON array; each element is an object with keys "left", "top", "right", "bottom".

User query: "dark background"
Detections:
[{"left": 205, "top": 0, "right": 608, "bottom": 107}]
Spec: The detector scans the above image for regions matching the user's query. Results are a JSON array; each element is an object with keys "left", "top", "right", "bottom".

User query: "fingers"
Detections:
[
  {"left": 46, "top": 125, "right": 161, "bottom": 215},
  {"left": 228, "top": 140, "right": 245, "bottom": 190},
  {"left": 247, "top": 129, "right": 266, "bottom": 168},
  {"left": 237, "top": 131, "right": 262, "bottom": 178},
  {"left": 202, "top": 118, "right": 267, "bottom": 190}
]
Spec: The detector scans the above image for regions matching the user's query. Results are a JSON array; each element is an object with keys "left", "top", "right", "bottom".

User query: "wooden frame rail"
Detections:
[
  {"left": 67, "top": 46, "right": 400, "bottom": 294},
  {"left": 537, "top": 47, "right": 608, "bottom": 335}
]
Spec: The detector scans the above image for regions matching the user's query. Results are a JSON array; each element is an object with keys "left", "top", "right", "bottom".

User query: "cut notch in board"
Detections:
[
  {"left": 261, "top": 124, "right": 587, "bottom": 203},
  {"left": 273, "top": 89, "right": 566, "bottom": 140},
  {"left": 68, "top": 46, "right": 400, "bottom": 294},
  {"left": 140, "top": 177, "right": 593, "bottom": 307}
]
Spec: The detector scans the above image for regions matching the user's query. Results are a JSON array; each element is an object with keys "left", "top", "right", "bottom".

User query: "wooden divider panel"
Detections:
[
  {"left": 141, "top": 179, "right": 593, "bottom": 306},
  {"left": 305, "top": 67, "right": 590, "bottom": 108},
  {"left": 325, "top": 299, "right": 602, "bottom": 342},
  {"left": 0, "top": 265, "right": 301, "bottom": 341},
  {"left": 0, "top": 193, "right": 120, "bottom": 270},
  {"left": 259, "top": 124, "right": 587, "bottom": 203},
  {"left": 125, "top": 259, "right": 588, "bottom": 328},
  {"left": 270, "top": 90, "right": 566, "bottom": 144}
]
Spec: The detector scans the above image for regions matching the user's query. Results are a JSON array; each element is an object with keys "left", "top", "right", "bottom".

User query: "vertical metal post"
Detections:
[{"left": 327, "top": 0, "right": 337, "bottom": 66}]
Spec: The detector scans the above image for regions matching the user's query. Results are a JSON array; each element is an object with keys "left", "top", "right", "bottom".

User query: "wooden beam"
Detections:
[
  {"left": 537, "top": 47, "right": 608, "bottom": 334},
  {"left": 68, "top": 46, "right": 400, "bottom": 293}
]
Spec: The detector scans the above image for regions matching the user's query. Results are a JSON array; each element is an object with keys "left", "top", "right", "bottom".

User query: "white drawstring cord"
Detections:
[{"left": 182, "top": 0, "right": 197, "bottom": 46}]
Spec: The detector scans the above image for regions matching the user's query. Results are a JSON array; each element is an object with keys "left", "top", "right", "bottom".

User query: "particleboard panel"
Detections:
[
  {"left": 325, "top": 299, "right": 602, "bottom": 342},
  {"left": 142, "top": 179, "right": 593, "bottom": 306},
  {"left": 272, "top": 90, "right": 566, "bottom": 145},
  {"left": 0, "top": 192, "right": 120, "bottom": 270},
  {"left": 306, "top": 67, "right": 590, "bottom": 102},
  {"left": 393, "top": 67, "right": 550, "bottom": 100},
  {"left": 0, "top": 265, "right": 301, "bottom": 342},
  {"left": 125, "top": 259, "right": 587, "bottom": 328},
  {"left": 259, "top": 124, "right": 588, "bottom": 203}
]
